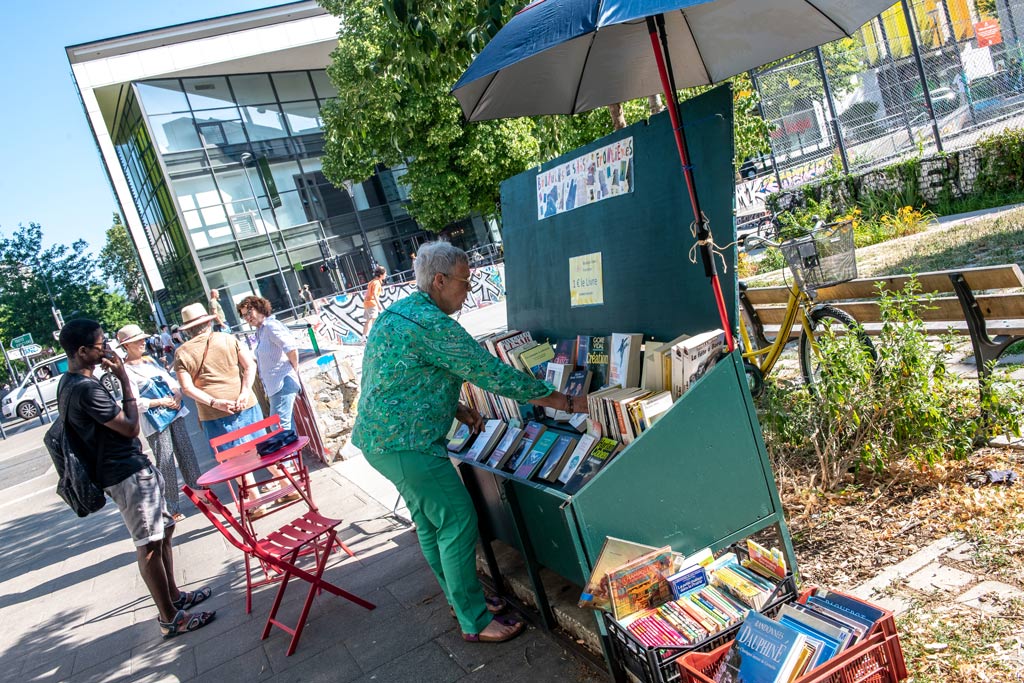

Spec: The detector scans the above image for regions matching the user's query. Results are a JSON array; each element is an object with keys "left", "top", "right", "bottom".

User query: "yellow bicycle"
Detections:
[{"left": 738, "top": 219, "right": 876, "bottom": 397}]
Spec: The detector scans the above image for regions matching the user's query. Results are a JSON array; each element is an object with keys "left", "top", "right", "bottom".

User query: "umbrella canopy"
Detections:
[{"left": 453, "top": 0, "right": 895, "bottom": 122}]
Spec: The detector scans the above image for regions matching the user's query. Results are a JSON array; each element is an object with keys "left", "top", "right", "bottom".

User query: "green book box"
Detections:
[{"left": 455, "top": 86, "right": 796, "bottom": 678}]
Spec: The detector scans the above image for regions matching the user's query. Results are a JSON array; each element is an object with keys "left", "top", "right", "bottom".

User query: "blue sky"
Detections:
[{"left": 0, "top": 0, "right": 285, "bottom": 254}]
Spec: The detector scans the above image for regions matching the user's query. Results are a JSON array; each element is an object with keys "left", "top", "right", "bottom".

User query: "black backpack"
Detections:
[{"left": 44, "top": 378, "right": 106, "bottom": 517}]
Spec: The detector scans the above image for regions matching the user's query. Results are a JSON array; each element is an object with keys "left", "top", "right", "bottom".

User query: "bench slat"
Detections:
[
  {"left": 753, "top": 293, "right": 1024, "bottom": 325},
  {"left": 762, "top": 319, "right": 1024, "bottom": 340},
  {"left": 743, "top": 264, "right": 1024, "bottom": 305}
]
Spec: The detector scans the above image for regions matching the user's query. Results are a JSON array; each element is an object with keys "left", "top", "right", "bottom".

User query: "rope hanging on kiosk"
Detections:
[{"left": 686, "top": 212, "right": 731, "bottom": 275}]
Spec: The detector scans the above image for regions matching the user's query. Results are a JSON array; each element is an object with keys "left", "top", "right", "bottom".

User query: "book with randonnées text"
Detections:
[
  {"left": 670, "top": 329, "right": 725, "bottom": 399},
  {"left": 486, "top": 426, "right": 524, "bottom": 469},
  {"left": 606, "top": 546, "right": 674, "bottom": 620},
  {"left": 536, "top": 434, "right": 578, "bottom": 482},
  {"left": 564, "top": 437, "right": 621, "bottom": 493},
  {"left": 513, "top": 430, "right": 559, "bottom": 479},
  {"left": 579, "top": 536, "right": 660, "bottom": 611},
  {"left": 713, "top": 611, "right": 809, "bottom": 683},
  {"left": 506, "top": 421, "right": 547, "bottom": 472},
  {"left": 609, "top": 333, "right": 643, "bottom": 388},
  {"left": 557, "top": 433, "right": 597, "bottom": 485}
]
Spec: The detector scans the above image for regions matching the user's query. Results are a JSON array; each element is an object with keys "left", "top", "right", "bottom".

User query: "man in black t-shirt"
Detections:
[{"left": 58, "top": 319, "right": 215, "bottom": 638}]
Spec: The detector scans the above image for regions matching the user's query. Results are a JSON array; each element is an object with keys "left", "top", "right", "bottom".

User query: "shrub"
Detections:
[
  {"left": 976, "top": 127, "right": 1024, "bottom": 195},
  {"left": 756, "top": 247, "right": 787, "bottom": 274},
  {"left": 757, "top": 281, "right": 1024, "bottom": 489}
]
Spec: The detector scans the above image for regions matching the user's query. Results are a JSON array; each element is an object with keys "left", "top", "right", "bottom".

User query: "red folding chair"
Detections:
[
  {"left": 183, "top": 486, "right": 374, "bottom": 655},
  {"left": 208, "top": 415, "right": 314, "bottom": 528}
]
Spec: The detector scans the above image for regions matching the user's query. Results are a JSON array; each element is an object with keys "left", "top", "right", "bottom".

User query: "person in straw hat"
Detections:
[
  {"left": 172, "top": 303, "right": 260, "bottom": 454},
  {"left": 116, "top": 323, "right": 202, "bottom": 521}
]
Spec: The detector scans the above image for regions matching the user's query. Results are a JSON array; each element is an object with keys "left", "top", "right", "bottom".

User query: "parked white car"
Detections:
[{"left": 2, "top": 352, "right": 120, "bottom": 421}]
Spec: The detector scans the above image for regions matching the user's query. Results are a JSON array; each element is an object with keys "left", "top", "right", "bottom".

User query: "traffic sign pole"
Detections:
[
  {"left": 0, "top": 339, "right": 17, "bottom": 387},
  {"left": 24, "top": 347, "right": 53, "bottom": 425}
]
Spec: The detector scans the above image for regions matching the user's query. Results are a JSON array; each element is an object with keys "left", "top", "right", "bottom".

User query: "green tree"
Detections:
[
  {"left": 0, "top": 223, "right": 135, "bottom": 366},
  {"left": 100, "top": 212, "right": 152, "bottom": 325}
]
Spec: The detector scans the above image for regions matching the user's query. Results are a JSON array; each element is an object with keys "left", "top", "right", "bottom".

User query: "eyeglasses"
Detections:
[
  {"left": 443, "top": 273, "right": 472, "bottom": 287},
  {"left": 88, "top": 341, "right": 109, "bottom": 351}
]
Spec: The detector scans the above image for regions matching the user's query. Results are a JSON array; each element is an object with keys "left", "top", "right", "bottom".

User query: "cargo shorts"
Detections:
[{"left": 104, "top": 465, "right": 175, "bottom": 547}]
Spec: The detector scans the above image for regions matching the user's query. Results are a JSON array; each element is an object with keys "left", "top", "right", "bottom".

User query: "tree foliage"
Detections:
[
  {"left": 0, "top": 223, "right": 134, "bottom": 375},
  {"left": 100, "top": 213, "right": 151, "bottom": 325},
  {"left": 320, "top": 0, "right": 777, "bottom": 229}
]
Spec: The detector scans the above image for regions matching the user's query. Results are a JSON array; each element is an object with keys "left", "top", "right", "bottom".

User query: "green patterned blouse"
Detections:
[{"left": 352, "top": 291, "right": 554, "bottom": 457}]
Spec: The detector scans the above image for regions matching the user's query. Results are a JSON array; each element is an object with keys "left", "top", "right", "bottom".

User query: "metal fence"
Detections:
[{"left": 739, "top": 0, "right": 1024, "bottom": 216}]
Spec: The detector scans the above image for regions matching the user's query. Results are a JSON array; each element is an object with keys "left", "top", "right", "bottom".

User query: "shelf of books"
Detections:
[{"left": 449, "top": 86, "right": 807, "bottom": 682}]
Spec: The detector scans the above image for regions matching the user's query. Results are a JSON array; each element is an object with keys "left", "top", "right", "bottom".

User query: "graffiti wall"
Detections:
[{"left": 312, "top": 264, "right": 506, "bottom": 345}]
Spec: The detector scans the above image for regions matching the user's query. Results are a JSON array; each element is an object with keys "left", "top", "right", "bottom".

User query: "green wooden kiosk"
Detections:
[{"left": 456, "top": 86, "right": 797, "bottom": 679}]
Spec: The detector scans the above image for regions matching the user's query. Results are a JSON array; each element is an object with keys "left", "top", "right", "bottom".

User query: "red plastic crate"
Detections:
[{"left": 676, "top": 587, "right": 908, "bottom": 683}]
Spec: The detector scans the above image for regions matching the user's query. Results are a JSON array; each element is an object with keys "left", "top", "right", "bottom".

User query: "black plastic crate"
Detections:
[{"left": 604, "top": 562, "right": 798, "bottom": 683}]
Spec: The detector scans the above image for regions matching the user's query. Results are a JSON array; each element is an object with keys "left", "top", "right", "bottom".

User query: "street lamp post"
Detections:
[
  {"left": 240, "top": 152, "right": 297, "bottom": 313},
  {"left": 342, "top": 180, "right": 374, "bottom": 282}
]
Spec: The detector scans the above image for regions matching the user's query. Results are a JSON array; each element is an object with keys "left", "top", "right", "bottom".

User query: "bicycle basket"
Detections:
[{"left": 779, "top": 220, "right": 856, "bottom": 291}]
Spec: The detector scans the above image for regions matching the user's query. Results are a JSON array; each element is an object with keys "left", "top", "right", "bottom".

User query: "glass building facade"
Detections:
[{"left": 111, "top": 68, "right": 488, "bottom": 326}]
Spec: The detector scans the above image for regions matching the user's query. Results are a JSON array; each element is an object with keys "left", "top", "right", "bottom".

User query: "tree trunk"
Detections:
[
  {"left": 608, "top": 103, "right": 627, "bottom": 130},
  {"left": 648, "top": 94, "right": 666, "bottom": 115}
]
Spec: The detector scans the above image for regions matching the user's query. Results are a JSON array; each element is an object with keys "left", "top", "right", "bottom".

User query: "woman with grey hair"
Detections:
[{"left": 353, "top": 240, "right": 588, "bottom": 643}]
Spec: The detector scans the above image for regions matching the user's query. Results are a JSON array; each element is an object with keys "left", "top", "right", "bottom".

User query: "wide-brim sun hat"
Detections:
[
  {"left": 116, "top": 324, "right": 149, "bottom": 344},
  {"left": 179, "top": 303, "right": 217, "bottom": 330}
]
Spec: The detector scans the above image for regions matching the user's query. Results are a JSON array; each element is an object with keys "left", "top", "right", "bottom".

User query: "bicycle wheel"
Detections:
[{"left": 798, "top": 305, "right": 877, "bottom": 389}]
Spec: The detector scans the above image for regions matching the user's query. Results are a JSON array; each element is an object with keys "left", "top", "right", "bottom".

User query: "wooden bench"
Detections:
[{"left": 741, "top": 264, "right": 1024, "bottom": 378}]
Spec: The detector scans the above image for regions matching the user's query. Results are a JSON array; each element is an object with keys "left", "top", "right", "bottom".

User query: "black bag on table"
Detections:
[{"left": 256, "top": 429, "right": 299, "bottom": 456}]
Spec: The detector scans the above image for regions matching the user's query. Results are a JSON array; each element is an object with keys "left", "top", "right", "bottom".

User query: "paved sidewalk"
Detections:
[{"left": 0, "top": 443, "right": 605, "bottom": 683}]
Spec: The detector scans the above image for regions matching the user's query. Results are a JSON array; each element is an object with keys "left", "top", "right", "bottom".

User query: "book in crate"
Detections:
[{"left": 676, "top": 587, "right": 907, "bottom": 683}]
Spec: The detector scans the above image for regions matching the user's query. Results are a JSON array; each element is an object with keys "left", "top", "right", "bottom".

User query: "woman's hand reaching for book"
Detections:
[{"left": 455, "top": 403, "right": 485, "bottom": 433}]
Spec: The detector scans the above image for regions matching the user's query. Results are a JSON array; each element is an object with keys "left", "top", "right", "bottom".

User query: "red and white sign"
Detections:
[{"left": 975, "top": 19, "right": 1002, "bottom": 48}]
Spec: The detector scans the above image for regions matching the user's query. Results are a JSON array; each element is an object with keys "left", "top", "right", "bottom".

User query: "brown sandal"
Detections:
[{"left": 462, "top": 615, "right": 525, "bottom": 643}]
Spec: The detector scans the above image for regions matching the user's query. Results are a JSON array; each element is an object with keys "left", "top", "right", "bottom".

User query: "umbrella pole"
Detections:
[{"left": 646, "top": 16, "right": 735, "bottom": 351}]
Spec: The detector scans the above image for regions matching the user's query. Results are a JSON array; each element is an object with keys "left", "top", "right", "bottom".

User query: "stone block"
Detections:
[
  {"left": 905, "top": 563, "right": 975, "bottom": 593},
  {"left": 956, "top": 580, "right": 1024, "bottom": 614}
]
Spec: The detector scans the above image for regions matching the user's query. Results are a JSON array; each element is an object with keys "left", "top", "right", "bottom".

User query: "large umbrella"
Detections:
[{"left": 452, "top": 0, "right": 895, "bottom": 349}]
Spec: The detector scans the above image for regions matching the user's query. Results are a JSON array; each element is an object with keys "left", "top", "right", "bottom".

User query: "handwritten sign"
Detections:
[{"left": 569, "top": 252, "right": 604, "bottom": 308}]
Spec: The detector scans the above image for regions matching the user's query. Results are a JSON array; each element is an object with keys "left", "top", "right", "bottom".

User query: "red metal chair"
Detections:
[
  {"left": 183, "top": 486, "right": 374, "bottom": 655},
  {"left": 208, "top": 415, "right": 313, "bottom": 528}
]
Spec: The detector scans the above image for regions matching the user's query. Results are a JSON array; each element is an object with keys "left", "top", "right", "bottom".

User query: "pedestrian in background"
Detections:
[
  {"left": 362, "top": 266, "right": 387, "bottom": 341},
  {"left": 117, "top": 324, "right": 202, "bottom": 522},
  {"left": 300, "top": 284, "right": 315, "bottom": 316},
  {"left": 237, "top": 295, "right": 302, "bottom": 431},
  {"left": 160, "top": 325, "right": 174, "bottom": 368},
  {"left": 209, "top": 289, "right": 229, "bottom": 333}
]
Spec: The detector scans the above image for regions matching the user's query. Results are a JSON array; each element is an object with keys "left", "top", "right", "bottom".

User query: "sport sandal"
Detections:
[
  {"left": 172, "top": 587, "right": 212, "bottom": 611},
  {"left": 159, "top": 609, "right": 216, "bottom": 638},
  {"left": 462, "top": 615, "right": 525, "bottom": 643}
]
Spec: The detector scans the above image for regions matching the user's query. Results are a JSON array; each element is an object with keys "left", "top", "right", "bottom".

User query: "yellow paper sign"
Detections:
[{"left": 569, "top": 252, "right": 604, "bottom": 308}]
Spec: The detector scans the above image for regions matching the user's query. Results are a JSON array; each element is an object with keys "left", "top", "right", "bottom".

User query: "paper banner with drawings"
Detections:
[{"left": 537, "top": 137, "right": 634, "bottom": 220}]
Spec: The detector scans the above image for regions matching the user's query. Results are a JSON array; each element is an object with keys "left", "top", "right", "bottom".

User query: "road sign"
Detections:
[
  {"left": 7, "top": 344, "right": 42, "bottom": 361},
  {"left": 11, "top": 333, "right": 33, "bottom": 349}
]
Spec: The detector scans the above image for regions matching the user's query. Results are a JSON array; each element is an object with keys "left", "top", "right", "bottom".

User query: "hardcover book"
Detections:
[
  {"left": 578, "top": 335, "right": 609, "bottom": 389},
  {"left": 493, "top": 331, "right": 534, "bottom": 365},
  {"left": 608, "top": 333, "right": 643, "bottom": 388},
  {"left": 714, "top": 611, "right": 808, "bottom": 683},
  {"left": 564, "top": 437, "right": 621, "bottom": 493},
  {"left": 579, "top": 536, "right": 660, "bottom": 611},
  {"left": 486, "top": 426, "right": 524, "bottom": 469},
  {"left": 463, "top": 419, "right": 506, "bottom": 463},
  {"left": 505, "top": 421, "right": 547, "bottom": 472},
  {"left": 551, "top": 338, "right": 577, "bottom": 366},
  {"left": 557, "top": 433, "right": 597, "bottom": 485},
  {"left": 506, "top": 340, "right": 540, "bottom": 372},
  {"left": 536, "top": 434, "right": 578, "bottom": 482},
  {"left": 518, "top": 342, "right": 555, "bottom": 379},
  {"left": 606, "top": 546, "right": 674, "bottom": 620},
  {"left": 513, "top": 430, "right": 559, "bottom": 479}
]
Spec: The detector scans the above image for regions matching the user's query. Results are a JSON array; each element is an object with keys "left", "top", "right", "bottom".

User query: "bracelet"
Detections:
[{"left": 566, "top": 394, "right": 573, "bottom": 413}]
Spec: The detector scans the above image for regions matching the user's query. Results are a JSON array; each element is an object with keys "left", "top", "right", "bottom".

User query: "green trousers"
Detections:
[{"left": 365, "top": 447, "right": 491, "bottom": 635}]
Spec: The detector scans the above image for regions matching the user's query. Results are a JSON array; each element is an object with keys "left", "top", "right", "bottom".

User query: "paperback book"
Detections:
[
  {"left": 505, "top": 421, "right": 547, "bottom": 472},
  {"left": 536, "top": 434, "right": 578, "bottom": 482},
  {"left": 579, "top": 536, "right": 661, "bottom": 611},
  {"left": 606, "top": 546, "right": 674, "bottom": 620},
  {"left": 557, "top": 433, "right": 598, "bottom": 485},
  {"left": 513, "top": 430, "right": 559, "bottom": 479},
  {"left": 608, "top": 333, "right": 643, "bottom": 388},
  {"left": 463, "top": 420, "right": 506, "bottom": 463},
  {"left": 563, "top": 437, "right": 621, "bottom": 493},
  {"left": 670, "top": 329, "right": 725, "bottom": 400},
  {"left": 486, "top": 426, "right": 524, "bottom": 469}
]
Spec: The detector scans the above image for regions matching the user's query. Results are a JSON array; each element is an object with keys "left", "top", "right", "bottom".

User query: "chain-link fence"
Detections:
[{"left": 739, "top": 0, "right": 1024, "bottom": 217}]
